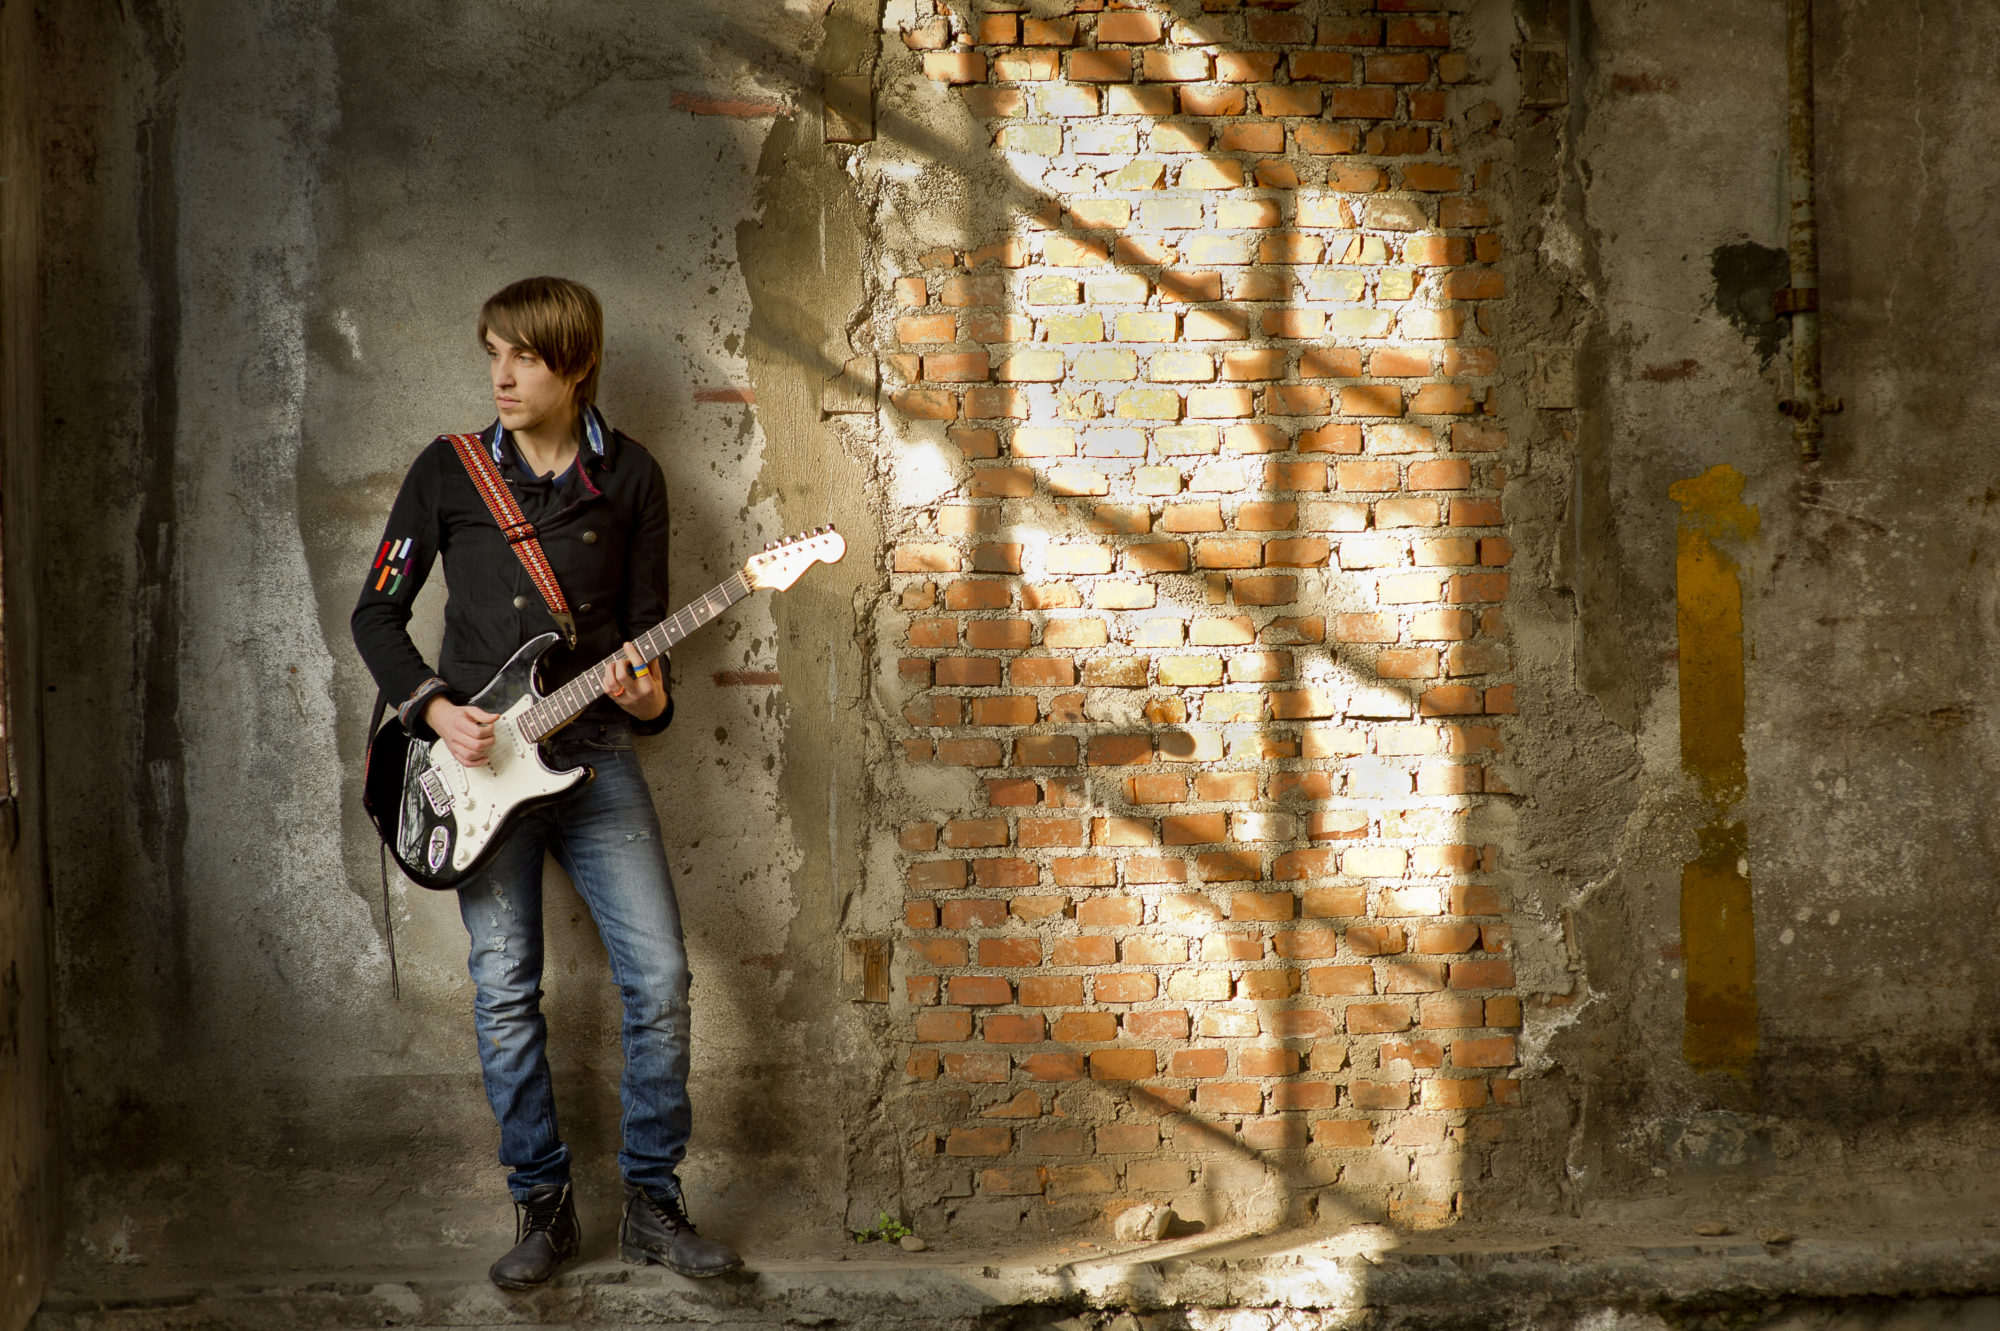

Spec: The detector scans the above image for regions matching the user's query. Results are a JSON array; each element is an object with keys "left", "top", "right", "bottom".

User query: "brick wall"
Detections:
[{"left": 880, "top": 0, "right": 1518, "bottom": 1235}]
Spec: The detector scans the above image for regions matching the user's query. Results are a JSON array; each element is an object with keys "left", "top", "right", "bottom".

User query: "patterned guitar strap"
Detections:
[{"left": 445, "top": 432, "right": 579, "bottom": 648}]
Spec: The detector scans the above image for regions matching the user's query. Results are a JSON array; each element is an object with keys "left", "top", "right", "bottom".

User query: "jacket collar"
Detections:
[{"left": 480, "top": 402, "right": 615, "bottom": 472}]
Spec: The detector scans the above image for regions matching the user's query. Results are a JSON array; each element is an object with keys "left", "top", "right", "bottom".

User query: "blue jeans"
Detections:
[{"left": 455, "top": 718, "right": 690, "bottom": 1201}]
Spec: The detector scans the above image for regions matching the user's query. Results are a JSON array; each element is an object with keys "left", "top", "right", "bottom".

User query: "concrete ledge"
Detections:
[{"left": 31, "top": 1229, "right": 2000, "bottom": 1329}]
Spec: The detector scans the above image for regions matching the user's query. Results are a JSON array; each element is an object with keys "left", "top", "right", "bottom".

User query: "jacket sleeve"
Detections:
[
  {"left": 351, "top": 443, "right": 451, "bottom": 728},
  {"left": 620, "top": 446, "right": 675, "bottom": 736}
]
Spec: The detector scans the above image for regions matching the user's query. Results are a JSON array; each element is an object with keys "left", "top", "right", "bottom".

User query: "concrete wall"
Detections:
[
  {"left": 26, "top": 0, "right": 2000, "bottom": 1296},
  {"left": 36, "top": 0, "right": 889, "bottom": 1275},
  {"left": 0, "top": 0, "right": 57, "bottom": 1323},
  {"left": 1537, "top": 0, "right": 2000, "bottom": 1227}
]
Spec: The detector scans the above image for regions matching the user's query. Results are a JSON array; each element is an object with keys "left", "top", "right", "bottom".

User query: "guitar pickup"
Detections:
[{"left": 420, "top": 768, "right": 454, "bottom": 816}]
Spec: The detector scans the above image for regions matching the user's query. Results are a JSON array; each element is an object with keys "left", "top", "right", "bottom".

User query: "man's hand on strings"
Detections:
[
  {"left": 605, "top": 642, "right": 668, "bottom": 721},
  {"left": 425, "top": 697, "right": 500, "bottom": 767}
]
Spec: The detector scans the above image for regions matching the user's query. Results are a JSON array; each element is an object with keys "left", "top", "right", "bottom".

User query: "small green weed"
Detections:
[{"left": 851, "top": 1211, "right": 914, "bottom": 1244}]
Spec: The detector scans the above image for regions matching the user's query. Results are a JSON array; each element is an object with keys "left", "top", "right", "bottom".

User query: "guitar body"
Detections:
[
  {"left": 361, "top": 524, "right": 847, "bottom": 889},
  {"left": 363, "top": 632, "right": 592, "bottom": 890}
]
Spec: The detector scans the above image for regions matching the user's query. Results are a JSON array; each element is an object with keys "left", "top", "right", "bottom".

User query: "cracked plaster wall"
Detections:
[{"left": 20, "top": 0, "right": 2000, "bottom": 1289}]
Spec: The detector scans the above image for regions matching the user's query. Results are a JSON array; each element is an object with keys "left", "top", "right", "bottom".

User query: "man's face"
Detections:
[{"left": 487, "top": 332, "right": 582, "bottom": 436}]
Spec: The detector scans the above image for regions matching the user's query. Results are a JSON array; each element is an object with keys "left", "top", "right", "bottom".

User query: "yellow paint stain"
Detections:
[
  {"left": 1669, "top": 464, "right": 1759, "bottom": 1073},
  {"left": 1681, "top": 823, "right": 1757, "bottom": 1069}
]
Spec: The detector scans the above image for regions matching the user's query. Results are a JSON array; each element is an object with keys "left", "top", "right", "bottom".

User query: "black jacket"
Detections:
[{"left": 352, "top": 417, "right": 674, "bottom": 737}]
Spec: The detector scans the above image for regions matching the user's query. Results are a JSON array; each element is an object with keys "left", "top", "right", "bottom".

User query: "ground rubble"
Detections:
[{"left": 30, "top": 1223, "right": 2000, "bottom": 1330}]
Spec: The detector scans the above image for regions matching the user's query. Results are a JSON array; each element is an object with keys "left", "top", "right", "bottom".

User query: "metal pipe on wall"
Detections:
[{"left": 1778, "top": 0, "right": 1840, "bottom": 462}]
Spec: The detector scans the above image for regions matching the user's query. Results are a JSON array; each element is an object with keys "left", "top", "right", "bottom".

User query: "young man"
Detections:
[{"left": 352, "top": 276, "right": 740, "bottom": 1289}]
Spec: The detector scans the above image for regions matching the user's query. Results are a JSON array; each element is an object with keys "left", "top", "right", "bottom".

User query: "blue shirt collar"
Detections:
[{"left": 482, "top": 402, "right": 610, "bottom": 467}]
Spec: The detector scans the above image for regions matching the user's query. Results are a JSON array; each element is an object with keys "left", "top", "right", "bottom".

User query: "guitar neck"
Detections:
[{"left": 522, "top": 572, "right": 752, "bottom": 741}]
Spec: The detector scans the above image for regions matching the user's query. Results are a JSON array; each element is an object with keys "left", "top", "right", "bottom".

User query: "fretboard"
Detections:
[{"left": 522, "top": 572, "right": 752, "bottom": 741}]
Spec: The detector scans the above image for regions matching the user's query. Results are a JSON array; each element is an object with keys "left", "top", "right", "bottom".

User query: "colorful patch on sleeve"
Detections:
[{"left": 372, "top": 536, "right": 415, "bottom": 596}]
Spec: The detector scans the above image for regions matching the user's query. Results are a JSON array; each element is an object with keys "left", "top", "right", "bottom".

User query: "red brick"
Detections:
[
  {"left": 1388, "top": 15, "right": 1451, "bottom": 45},
  {"left": 1346, "top": 1002, "right": 1414, "bottom": 1035},
  {"left": 1052, "top": 1011, "right": 1117, "bottom": 1042},
  {"left": 1017, "top": 818, "right": 1084, "bottom": 850},
  {"left": 979, "top": 937, "right": 1042, "bottom": 968},
  {"left": 1125, "top": 1009, "right": 1190, "bottom": 1040},
  {"left": 1422, "top": 1077, "right": 1489, "bottom": 1110},
  {"left": 1264, "top": 1009, "right": 1336, "bottom": 1039},
  {"left": 1161, "top": 813, "right": 1227, "bottom": 845},
  {"left": 1090, "top": 1049, "right": 1157, "bottom": 1080},
  {"left": 916, "top": 1010, "right": 973, "bottom": 1043},
  {"left": 1015, "top": 735, "right": 1080, "bottom": 766},
  {"left": 1453, "top": 1036, "right": 1518, "bottom": 1068},
  {"left": 1349, "top": 1081, "right": 1412, "bottom": 1111},
  {"left": 1096, "top": 1123, "right": 1160, "bottom": 1154},
  {"left": 1076, "top": 896, "right": 1141, "bottom": 926},
  {"left": 1096, "top": 11, "right": 1162, "bottom": 42},
  {"left": 944, "top": 818, "right": 1009, "bottom": 849},
  {"left": 924, "top": 51, "right": 988, "bottom": 84},
  {"left": 1450, "top": 498, "right": 1504, "bottom": 527},
  {"left": 1051, "top": 936, "right": 1116, "bottom": 967},
  {"left": 949, "top": 976, "right": 1013, "bottom": 1006},
  {"left": 1095, "top": 973, "right": 1158, "bottom": 1004},
  {"left": 1325, "top": 87, "right": 1399, "bottom": 119},
  {"left": 1273, "top": 847, "right": 1338, "bottom": 881},
  {"left": 1241, "top": 1047, "right": 1302, "bottom": 1078},
  {"left": 984, "top": 1014, "right": 1046, "bottom": 1045},
  {"left": 1308, "top": 965, "right": 1375, "bottom": 997},
  {"left": 1172, "top": 1048, "right": 1229, "bottom": 1079},
  {"left": 978, "top": 1165, "right": 1046, "bottom": 1195},
  {"left": 1020, "top": 1053, "right": 1085, "bottom": 1082},
  {"left": 936, "top": 895, "right": 1000, "bottom": 927},
  {"left": 1087, "top": 734, "right": 1154, "bottom": 766},
  {"left": 1290, "top": 51, "right": 1355, "bottom": 82},
  {"left": 1230, "top": 891, "right": 1294, "bottom": 922},
  {"left": 909, "top": 860, "right": 968, "bottom": 892},
  {"left": 1142, "top": 49, "right": 1210, "bottom": 81},
  {"left": 1018, "top": 975, "right": 1087, "bottom": 1007},
  {"left": 1449, "top": 959, "right": 1516, "bottom": 990},
  {"left": 1215, "top": 51, "right": 1280, "bottom": 83},
  {"left": 1179, "top": 86, "right": 1247, "bottom": 117},
  {"left": 1313, "top": 1118, "right": 1374, "bottom": 1149},
  {"left": 904, "top": 696, "right": 960, "bottom": 728},
  {"left": 973, "top": 857, "right": 1039, "bottom": 889},
  {"left": 1420, "top": 994, "right": 1485, "bottom": 1029},
  {"left": 936, "top": 738, "right": 1003, "bottom": 767},
  {"left": 1272, "top": 1082, "right": 1339, "bottom": 1111},
  {"left": 1197, "top": 1082, "right": 1264, "bottom": 1115},
  {"left": 1383, "top": 960, "right": 1447, "bottom": 993}
]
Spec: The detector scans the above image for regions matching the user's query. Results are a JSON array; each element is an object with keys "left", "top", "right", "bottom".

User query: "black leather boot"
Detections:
[
  {"left": 619, "top": 1183, "right": 742, "bottom": 1277},
  {"left": 488, "top": 1182, "right": 581, "bottom": 1290}
]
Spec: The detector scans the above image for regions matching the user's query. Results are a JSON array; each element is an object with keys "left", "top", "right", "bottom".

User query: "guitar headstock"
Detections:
[{"left": 745, "top": 525, "right": 848, "bottom": 591}]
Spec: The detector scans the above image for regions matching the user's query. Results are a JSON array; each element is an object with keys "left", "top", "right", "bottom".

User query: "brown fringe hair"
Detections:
[{"left": 478, "top": 276, "right": 604, "bottom": 408}]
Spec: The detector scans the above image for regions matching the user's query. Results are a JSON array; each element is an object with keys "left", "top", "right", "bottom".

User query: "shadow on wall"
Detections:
[{"left": 868, "top": 0, "right": 1523, "bottom": 1244}]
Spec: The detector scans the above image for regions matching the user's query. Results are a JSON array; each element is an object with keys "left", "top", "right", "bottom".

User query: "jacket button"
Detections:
[
  {"left": 513, "top": 595, "right": 529, "bottom": 610},
  {"left": 580, "top": 603, "right": 593, "bottom": 613},
  {"left": 582, "top": 530, "right": 599, "bottom": 545}
]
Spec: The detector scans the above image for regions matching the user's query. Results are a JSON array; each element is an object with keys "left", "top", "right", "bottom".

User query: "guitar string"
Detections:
[{"left": 520, "top": 572, "right": 754, "bottom": 743}]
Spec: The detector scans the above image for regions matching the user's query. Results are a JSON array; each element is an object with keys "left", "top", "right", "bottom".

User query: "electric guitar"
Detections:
[{"left": 362, "top": 525, "right": 846, "bottom": 889}]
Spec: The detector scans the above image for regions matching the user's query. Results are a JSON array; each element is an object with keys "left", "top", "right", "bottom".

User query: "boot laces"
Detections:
[
  {"left": 640, "top": 1188, "right": 697, "bottom": 1234},
  {"left": 515, "top": 1185, "right": 569, "bottom": 1241}
]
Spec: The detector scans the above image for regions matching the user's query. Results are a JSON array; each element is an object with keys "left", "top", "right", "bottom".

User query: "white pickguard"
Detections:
[{"left": 426, "top": 696, "right": 584, "bottom": 872}]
